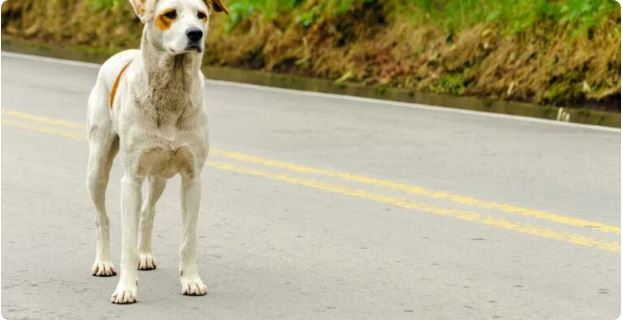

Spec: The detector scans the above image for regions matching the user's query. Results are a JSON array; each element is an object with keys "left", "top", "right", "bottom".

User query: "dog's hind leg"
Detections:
[
  {"left": 86, "top": 112, "right": 119, "bottom": 276},
  {"left": 137, "top": 177, "right": 166, "bottom": 270},
  {"left": 86, "top": 74, "right": 121, "bottom": 277}
]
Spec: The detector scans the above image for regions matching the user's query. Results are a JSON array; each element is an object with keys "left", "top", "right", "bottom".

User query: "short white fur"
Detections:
[{"left": 86, "top": 0, "right": 225, "bottom": 304}]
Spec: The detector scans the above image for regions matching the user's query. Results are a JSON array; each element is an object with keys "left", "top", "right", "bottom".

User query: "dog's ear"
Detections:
[
  {"left": 128, "top": 0, "right": 156, "bottom": 23},
  {"left": 210, "top": 0, "right": 229, "bottom": 14}
]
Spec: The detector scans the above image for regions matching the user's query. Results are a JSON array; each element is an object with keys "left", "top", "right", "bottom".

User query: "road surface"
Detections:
[{"left": 1, "top": 52, "right": 621, "bottom": 320}]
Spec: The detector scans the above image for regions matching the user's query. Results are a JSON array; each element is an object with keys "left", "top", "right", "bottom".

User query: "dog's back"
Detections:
[{"left": 87, "top": 49, "right": 139, "bottom": 131}]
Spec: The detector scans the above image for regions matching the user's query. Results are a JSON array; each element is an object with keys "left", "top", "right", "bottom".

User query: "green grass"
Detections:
[
  {"left": 225, "top": 0, "right": 363, "bottom": 30},
  {"left": 221, "top": 0, "right": 619, "bottom": 35},
  {"left": 88, "top": 0, "right": 124, "bottom": 11},
  {"left": 85, "top": 0, "right": 619, "bottom": 36},
  {"left": 429, "top": 73, "right": 466, "bottom": 95},
  {"left": 227, "top": 0, "right": 301, "bottom": 30},
  {"left": 417, "top": 0, "right": 619, "bottom": 35}
]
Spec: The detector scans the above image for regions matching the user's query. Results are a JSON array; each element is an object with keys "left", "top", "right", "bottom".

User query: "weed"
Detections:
[{"left": 430, "top": 73, "right": 466, "bottom": 95}]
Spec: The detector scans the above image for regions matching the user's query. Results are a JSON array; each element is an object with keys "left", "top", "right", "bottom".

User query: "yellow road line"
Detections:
[
  {"left": 2, "top": 116, "right": 620, "bottom": 253},
  {"left": 212, "top": 153, "right": 619, "bottom": 234},
  {"left": 3, "top": 110, "right": 85, "bottom": 129},
  {"left": 2, "top": 119, "right": 85, "bottom": 141},
  {"left": 208, "top": 161, "right": 620, "bottom": 253},
  {"left": 2, "top": 109, "right": 620, "bottom": 235}
]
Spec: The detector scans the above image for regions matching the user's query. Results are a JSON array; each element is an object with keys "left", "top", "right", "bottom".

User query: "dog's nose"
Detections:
[{"left": 186, "top": 28, "right": 203, "bottom": 42}]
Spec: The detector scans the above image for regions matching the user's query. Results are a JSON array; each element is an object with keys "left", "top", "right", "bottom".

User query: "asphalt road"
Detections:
[{"left": 1, "top": 52, "right": 621, "bottom": 320}]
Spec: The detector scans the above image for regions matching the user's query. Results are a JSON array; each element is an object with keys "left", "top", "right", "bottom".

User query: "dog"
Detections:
[{"left": 86, "top": 0, "right": 228, "bottom": 304}]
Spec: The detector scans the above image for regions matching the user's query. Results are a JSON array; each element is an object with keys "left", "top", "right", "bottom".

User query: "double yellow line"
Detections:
[{"left": 2, "top": 109, "right": 620, "bottom": 253}]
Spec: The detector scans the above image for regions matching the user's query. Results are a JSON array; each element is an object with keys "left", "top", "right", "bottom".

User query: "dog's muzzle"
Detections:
[{"left": 185, "top": 27, "right": 204, "bottom": 52}]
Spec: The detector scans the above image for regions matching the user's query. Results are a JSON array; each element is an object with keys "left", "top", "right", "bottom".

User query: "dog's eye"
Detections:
[
  {"left": 197, "top": 11, "right": 207, "bottom": 19},
  {"left": 164, "top": 10, "right": 177, "bottom": 19}
]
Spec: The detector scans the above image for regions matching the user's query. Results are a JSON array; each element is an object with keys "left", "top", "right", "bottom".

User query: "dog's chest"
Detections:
[
  {"left": 118, "top": 55, "right": 208, "bottom": 179},
  {"left": 124, "top": 106, "right": 207, "bottom": 179}
]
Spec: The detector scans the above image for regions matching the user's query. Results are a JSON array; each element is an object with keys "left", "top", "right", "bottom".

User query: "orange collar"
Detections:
[{"left": 109, "top": 60, "right": 132, "bottom": 109}]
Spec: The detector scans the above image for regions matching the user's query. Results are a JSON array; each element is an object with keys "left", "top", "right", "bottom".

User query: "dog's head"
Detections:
[{"left": 129, "top": 0, "right": 228, "bottom": 55}]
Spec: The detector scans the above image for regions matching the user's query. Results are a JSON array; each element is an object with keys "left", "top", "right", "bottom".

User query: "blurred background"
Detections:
[
  {"left": 2, "top": 0, "right": 621, "bottom": 114},
  {"left": 1, "top": 2, "right": 621, "bottom": 319}
]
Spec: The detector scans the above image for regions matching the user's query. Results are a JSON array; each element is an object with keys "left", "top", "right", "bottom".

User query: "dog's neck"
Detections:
[
  {"left": 137, "top": 27, "right": 204, "bottom": 124},
  {"left": 140, "top": 28, "right": 203, "bottom": 94}
]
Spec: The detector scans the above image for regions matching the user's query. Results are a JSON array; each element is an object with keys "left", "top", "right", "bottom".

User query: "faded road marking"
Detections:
[
  {"left": 4, "top": 110, "right": 85, "bottom": 129},
  {"left": 208, "top": 161, "right": 620, "bottom": 253},
  {"left": 211, "top": 150, "right": 620, "bottom": 234},
  {"left": 1, "top": 109, "right": 620, "bottom": 253},
  {"left": 2, "top": 108, "right": 619, "bottom": 234},
  {"left": 2, "top": 119, "right": 85, "bottom": 141}
]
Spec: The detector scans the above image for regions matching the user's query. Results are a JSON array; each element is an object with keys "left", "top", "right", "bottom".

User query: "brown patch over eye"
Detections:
[{"left": 155, "top": 9, "right": 176, "bottom": 30}]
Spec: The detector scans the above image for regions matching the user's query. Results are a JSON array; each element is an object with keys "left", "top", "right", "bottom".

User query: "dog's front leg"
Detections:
[
  {"left": 138, "top": 176, "right": 167, "bottom": 270},
  {"left": 179, "top": 174, "right": 208, "bottom": 296},
  {"left": 111, "top": 174, "right": 143, "bottom": 304}
]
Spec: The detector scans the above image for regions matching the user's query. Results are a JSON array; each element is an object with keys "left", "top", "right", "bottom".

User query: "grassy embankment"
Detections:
[{"left": 2, "top": 0, "right": 621, "bottom": 110}]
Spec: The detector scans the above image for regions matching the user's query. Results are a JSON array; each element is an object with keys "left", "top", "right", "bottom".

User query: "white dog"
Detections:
[{"left": 86, "top": 0, "right": 227, "bottom": 304}]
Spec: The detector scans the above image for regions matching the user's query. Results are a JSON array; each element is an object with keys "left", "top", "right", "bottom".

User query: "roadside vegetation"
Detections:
[{"left": 2, "top": 0, "right": 620, "bottom": 109}]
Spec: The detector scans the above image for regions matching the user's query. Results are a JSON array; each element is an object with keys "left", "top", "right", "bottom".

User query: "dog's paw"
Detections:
[
  {"left": 137, "top": 253, "right": 156, "bottom": 270},
  {"left": 181, "top": 276, "right": 208, "bottom": 296},
  {"left": 91, "top": 260, "right": 117, "bottom": 277},
  {"left": 111, "top": 285, "right": 138, "bottom": 304}
]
